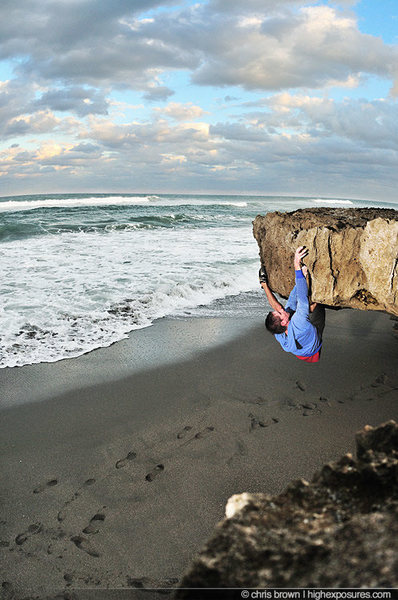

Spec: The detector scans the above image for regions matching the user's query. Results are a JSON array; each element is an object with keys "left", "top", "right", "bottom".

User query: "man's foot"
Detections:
[{"left": 259, "top": 266, "right": 268, "bottom": 285}]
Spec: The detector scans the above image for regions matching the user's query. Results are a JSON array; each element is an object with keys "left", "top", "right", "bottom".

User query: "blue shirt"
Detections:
[{"left": 275, "top": 270, "right": 322, "bottom": 357}]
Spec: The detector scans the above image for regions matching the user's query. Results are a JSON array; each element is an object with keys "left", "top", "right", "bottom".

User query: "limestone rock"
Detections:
[
  {"left": 175, "top": 421, "right": 398, "bottom": 595},
  {"left": 252, "top": 208, "right": 398, "bottom": 316}
]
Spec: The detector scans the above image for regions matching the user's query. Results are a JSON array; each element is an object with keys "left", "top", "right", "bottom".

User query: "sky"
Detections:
[{"left": 0, "top": 0, "right": 397, "bottom": 200}]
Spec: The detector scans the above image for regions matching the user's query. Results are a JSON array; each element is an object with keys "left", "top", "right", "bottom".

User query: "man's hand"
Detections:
[
  {"left": 259, "top": 266, "right": 268, "bottom": 285},
  {"left": 294, "top": 246, "right": 308, "bottom": 270},
  {"left": 277, "top": 307, "right": 290, "bottom": 326}
]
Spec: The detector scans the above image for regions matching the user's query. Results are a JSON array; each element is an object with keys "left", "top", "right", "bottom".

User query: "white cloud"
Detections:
[
  {"left": 257, "top": 93, "right": 398, "bottom": 150},
  {"left": 192, "top": 5, "right": 397, "bottom": 92},
  {"left": 32, "top": 86, "right": 110, "bottom": 116},
  {"left": 0, "top": 1, "right": 396, "bottom": 96},
  {"left": 153, "top": 102, "right": 207, "bottom": 121},
  {"left": 4, "top": 111, "right": 61, "bottom": 136},
  {"left": 2, "top": 93, "right": 396, "bottom": 194},
  {"left": 0, "top": 0, "right": 397, "bottom": 200}
]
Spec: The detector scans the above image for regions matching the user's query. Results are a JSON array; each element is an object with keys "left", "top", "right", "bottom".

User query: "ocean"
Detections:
[{"left": 1, "top": 193, "right": 396, "bottom": 369}]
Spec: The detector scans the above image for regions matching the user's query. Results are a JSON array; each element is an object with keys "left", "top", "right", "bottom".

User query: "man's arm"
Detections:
[
  {"left": 259, "top": 267, "right": 289, "bottom": 320},
  {"left": 293, "top": 246, "right": 310, "bottom": 318},
  {"left": 260, "top": 280, "right": 284, "bottom": 312}
]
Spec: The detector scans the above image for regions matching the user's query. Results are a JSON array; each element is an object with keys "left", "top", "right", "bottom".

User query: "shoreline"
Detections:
[
  {"left": 1, "top": 309, "right": 397, "bottom": 598},
  {"left": 0, "top": 312, "right": 264, "bottom": 409}
]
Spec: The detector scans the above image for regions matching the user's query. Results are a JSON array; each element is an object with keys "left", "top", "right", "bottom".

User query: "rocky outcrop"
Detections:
[
  {"left": 175, "top": 421, "right": 398, "bottom": 595},
  {"left": 252, "top": 208, "right": 398, "bottom": 316}
]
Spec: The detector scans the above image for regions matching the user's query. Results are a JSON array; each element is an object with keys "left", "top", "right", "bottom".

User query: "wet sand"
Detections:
[{"left": 0, "top": 309, "right": 397, "bottom": 599}]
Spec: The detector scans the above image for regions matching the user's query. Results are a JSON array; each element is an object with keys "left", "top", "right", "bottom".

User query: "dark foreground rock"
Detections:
[
  {"left": 253, "top": 208, "right": 398, "bottom": 316},
  {"left": 175, "top": 421, "right": 398, "bottom": 596}
]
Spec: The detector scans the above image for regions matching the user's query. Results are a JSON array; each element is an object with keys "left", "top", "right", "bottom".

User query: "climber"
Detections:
[{"left": 259, "top": 246, "right": 325, "bottom": 363}]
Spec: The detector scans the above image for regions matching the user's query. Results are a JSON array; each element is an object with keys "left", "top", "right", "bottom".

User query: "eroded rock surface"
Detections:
[
  {"left": 252, "top": 208, "right": 398, "bottom": 316},
  {"left": 175, "top": 421, "right": 398, "bottom": 595}
]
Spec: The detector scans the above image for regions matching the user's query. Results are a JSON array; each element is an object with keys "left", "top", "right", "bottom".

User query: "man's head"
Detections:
[{"left": 265, "top": 310, "right": 290, "bottom": 334}]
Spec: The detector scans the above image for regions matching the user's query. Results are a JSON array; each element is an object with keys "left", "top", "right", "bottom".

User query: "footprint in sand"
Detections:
[
  {"left": 115, "top": 451, "right": 137, "bottom": 469},
  {"left": 163, "top": 578, "right": 179, "bottom": 586},
  {"left": 249, "top": 413, "right": 271, "bottom": 430},
  {"left": 57, "top": 510, "right": 67, "bottom": 523},
  {"left": 84, "top": 478, "right": 96, "bottom": 486},
  {"left": 284, "top": 398, "right": 300, "bottom": 411},
  {"left": 82, "top": 513, "right": 106, "bottom": 535},
  {"left": 296, "top": 381, "right": 306, "bottom": 392},
  {"left": 249, "top": 413, "right": 279, "bottom": 431},
  {"left": 57, "top": 478, "right": 97, "bottom": 522},
  {"left": 372, "top": 373, "right": 389, "bottom": 386},
  {"left": 15, "top": 523, "right": 43, "bottom": 546},
  {"left": 193, "top": 426, "right": 214, "bottom": 440},
  {"left": 71, "top": 535, "right": 100, "bottom": 558},
  {"left": 349, "top": 372, "right": 398, "bottom": 404},
  {"left": 1, "top": 582, "right": 15, "bottom": 600},
  {"left": 127, "top": 576, "right": 179, "bottom": 589},
  {"left": 178, "top": 426, "right": 215, "bottom": 446},
  {"left": 33, "top": 479, "right": 58, "bottom": 494},
  {"left": 145, "top": 464, "right": 164, "bottom": 482},
  {"left": 127, "top": 577, "right": 151, "bottom": 588},
  {"left": 319, "top": 396, "right": 331, "bottom": 407},
  {"left": 177, "top": 425, "right": 193, "bottom": 440},
  {"left": 370, "top": 373, "right": 398, "bottom": 397},
  {"left": 15, "top": 533, "right": 28, "bottom": 546},
  {"left": 301, "top": 402, "right": 321, "bottom": 416},
  {"left": 179, "top": 425, "right": 214, "bottom": 448}
]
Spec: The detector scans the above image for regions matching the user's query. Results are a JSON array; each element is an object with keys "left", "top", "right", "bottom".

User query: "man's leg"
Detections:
[
  {"left": 302, "top": 265, "right": 324, "bottom": 334},
  {"left": 309, "top": 305, "right": 326, "bottom": 337}
]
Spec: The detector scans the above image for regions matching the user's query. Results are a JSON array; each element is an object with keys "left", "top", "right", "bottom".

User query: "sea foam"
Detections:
[
  {"left": 312, "top": 198, "right": 354, "bottom": 205},
  {"left": 0, "top": 195, "right": 158, "bottom": 212},
  {"left": 1, "top": 223, "right": 258, "bottom": 368},
  {"left": 1, "top": 193, "right": 390, "bottom": 368}
]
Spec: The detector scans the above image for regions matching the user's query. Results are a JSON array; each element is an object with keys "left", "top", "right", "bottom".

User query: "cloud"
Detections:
[
  {"left": 256, "top": 93, "right": 398, "bottom": 150},
  {"left": 0, "top": 79, "right": 35, "bottom": 124},
  {"left": 0, "top": 1, "right": 176, "bottom": 58},
  {"left": 0, "top": 79, "right": 87, "bottom": 137},
  {"left": 209, "top": 0, "right": 306, "bottom": 12},
  {"left": 209, "top": 0, "right": 361, "bottom": 15},
  {"left": 69, "top": 142, "right": 101, "bottom": 154},
  {"left": 210, "top": 122, "right": 269, "bottom": 143},
  {"left": 32, "top": 87, "right": 110, "bottom": 116},
  {"left": 153, "top": 102, "right": 207, "bottom": 121},
  {"left": 143, "top": 85, "right": 175, "bottom": 102},
  {"left": 0, "top": 1, "right": 197, "bottom": 94},
  {"left": 0, "top": 0, "right": 397, "bottom": 200},
  {"left": 2, "top": 91, "right": 396, "bottom": 196},
  {"left": 0, "top": 81, "right": 84, "bottom": 139},
  {"left": 3, "top": 110, "right": 61, "bottom": 137},
  {"left": 190, "top": 5, "right": 397, "bottom": 92},
  {"left": 1, "top": 1, "right": 396, "bottom": 97}
]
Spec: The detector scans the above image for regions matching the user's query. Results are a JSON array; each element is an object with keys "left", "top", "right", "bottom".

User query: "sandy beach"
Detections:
[{"left": 1, "top": 308, "right": 397, "bottom": 600}]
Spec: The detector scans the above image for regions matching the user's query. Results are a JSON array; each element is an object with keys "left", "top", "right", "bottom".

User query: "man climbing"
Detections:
[{"left": 259, "top": 246, "right": 325, "bottom": 363}]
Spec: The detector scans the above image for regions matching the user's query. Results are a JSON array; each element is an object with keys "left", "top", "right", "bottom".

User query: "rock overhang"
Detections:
[{"left": 252, "top": 208, "right": 398, "bottom": 317}]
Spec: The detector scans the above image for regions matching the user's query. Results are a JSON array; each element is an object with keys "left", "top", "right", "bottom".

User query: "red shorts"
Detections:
[{"left": 296, "top": 350, "right": 321, "bottom": 363}]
